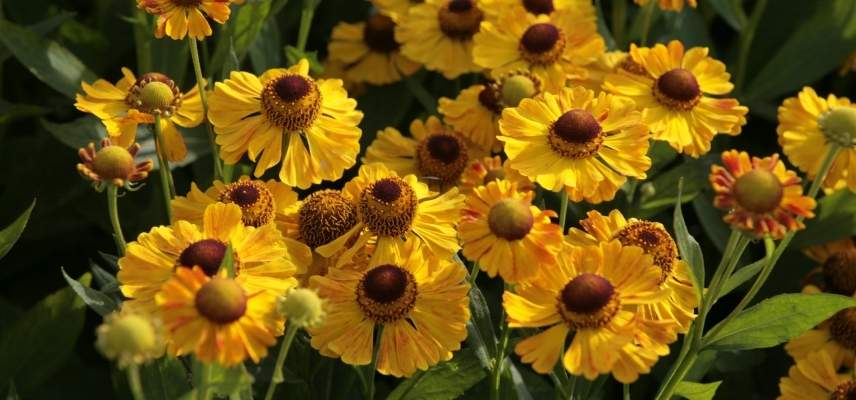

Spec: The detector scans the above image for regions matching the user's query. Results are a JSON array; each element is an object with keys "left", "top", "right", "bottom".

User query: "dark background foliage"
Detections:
[{"left": 1, "top": 0, "right": 856, "bottom": 398}]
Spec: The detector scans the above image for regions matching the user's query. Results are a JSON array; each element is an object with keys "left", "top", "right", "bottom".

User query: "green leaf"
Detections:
[
  {"left": 386, "top": 349, "right": 487, "bottom": 400},
  {"left": 792, "top": 190, "right": 856, "bottom": 249},
  {"left": 209, "top": 0, "right": 272, "bottom": 74},
  {"left": 467, "top": 280, "right": 497, "bottom": 366},
  {"left": 674, "top": 180, "right": 705, "bottom": 303},
  {"left": 41, "top": 116, "right": 104, "bottom": 149},
  {"left": 0, "top": 273, "right": 88, "bottom": 393},
  {"left": 0, "top": 12, "right": 76, "bottom": 62},
  {"left": 187, "top": 361, "right": 253, "bottom": 399},
  {"left": 705, "top": 293, "right": 856, "bottom": 351},
  {"left": 138, "top": 357, "right": 192, "bottom": 400},
  {"left": 706, "top": 0, "right": 747, "bottom": 31},
  {"left": 249, "top": 18, "right": 283, "bottom": 73},
  {"left": 61, "top": 267, "right": 118, "bottom": 316},
  {"left": 691, "top": 192, "right": 730, "bottom": 252},
  {"left": 0, "top": 99, "right": 49, "bottom": 125},
  {"left": 0, "top": 199, "right": 35, "bottom": 261},
  {"left": 718, "top": 259, "right": 765, "bottom": 300},
  {"left": 284, "top": 46, "right": 324, "bottom": 74},
  {"left": 638, "top": 160, "right": 706, "bottom": 218},
  {"left": 0, "top": 17, "right": 96, "bottom": 98},
  {"left": 674, "top": 380, "right": 722, "bottom": 400}
]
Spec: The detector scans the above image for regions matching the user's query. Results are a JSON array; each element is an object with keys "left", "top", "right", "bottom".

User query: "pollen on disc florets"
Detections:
[
  {"left": 498, "top": 73, "right": 540, "bottom": 108},
  {"left": 298, "top": 189, "right": 359, "bottom": 248},
  {"left": 360, "top": 177, "right": 419, "bottom": 237},
  {"left": 356, "top": 264, "right": 418, "bottom": 323},
  {"left": 437, "top": 0, "right": 483, "bottom": 40},
  {"left": 218, "top": 180, "right": 275, "bottom": 227},
  {"left": 819, "top": 106, "right": 856, "bottom": 147},
  {"left": 179, "top": 239, "right": 233, "bottom": 276},
  {"left": 733, "top": 169, "right": 783, "bottom": 214},
  {"left": 127, "top": 72, "right": 181, "bottom": 116},
  {"left": 652, "top": 68, "right": 702, "bottom": 111},
  {"left": 364, "top": 13, "right": 400, "bottom": 53},
  {"left": 78, "top": 139, "right": 153, "bottom": 189},
  {"left": 488, "top": 198, "right": 534, "bottom": 240},
  {"left": 548, "top": 109, "right": 604, "bottom": 159},
  {"left": 92, "top": 146, "right": 136, "bottom": 182},
  {"left": 278, "top": 288, "right": 326, "bottom": 328},
  {"left": 823, "top": 249, "right": 856, "bottom": 295},
  {"left": 261, "top": 74, "right": 322, "bottom": 132},
  {"left": 557, "top": 273, "right": 620, "bottom": 330},
  {"left": 832, "top": 380, "right": 856, "bottom": 400},
  {"left": 830, "top": 308, "right": 856, "bottom": 350},
  {"left": 614, "top": 221, "right": 678, "bottom": 284},
  {"left": 95, "top": 312, "right": 163, "bottom": 368},
  {"left": 519, "top": 23, "right": 566, "bottom": 66},
  {"left": 416, "top": 132, "right": 469, "bottom": 185},
  {"left": 478, "top": 85, "right": 503, "bottom": 114},
  {"left": 194, "top": 278, "right": 248, "bottom": 324}
]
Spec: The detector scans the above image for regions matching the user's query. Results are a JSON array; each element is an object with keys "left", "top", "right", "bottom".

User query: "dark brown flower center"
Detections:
[
  {"left": 231, "top": 185, "right": 259, "bottom": 207},
  {"left": 824, "top": 249, "right": 856, "bottom": 296},
  {"left": 437, "top": 0, "right": 483, "bottom": 40},
  {"left": 448, "top": 0, "right": 473, "bottom": 12},
  {"left": 364, "top": 14, "right": 399, "bottom": 53},
  {"left": 521, "top": 23, "right": 560, "bottom": 54},
  {"left": 522, "top": 0, "right": 554, "bottom": 14},
  {"left": 733, "top": 169, "right": 783, "bottom": 214},
  {"left": 298, "top": 189, "right": 359, "bottom": 248},
  {"left": 426, "top": 134, "right": 462, "bottom": 164},
  {"left": 372, "top": 178, "right": 403, "bottom": 203},
  {"left": 360, "top": 177, "right": 418, "bottom": 237},
  {"left": 487, "top": 199, "right": 533, "bottom": 240},
  {"left": 832, "top": 380, "right": 856, "bottom": 400},
  {"left": 179, "top": 239, "right": 227, "bottom": 276},
  {"left": 218, "top": 181, "right": 276, "bottom": 227},
  {"left": 194, "top": 278, "right": 247, "bottom": 324},
  {"left": 363, "top": 264, "right": 409, "bottom": 303},
  {"left": 613, "top": 221, "right": 678, "bottom": 284},
  {"left": 830, "top": 308, "right": 856, "bottom": 351},
  {"left": 561, "top": 273, "right": 614, "bottom": 314},
  {"left": 172, "top": 0, "right": 202, "bottom": 6},
  {"left": 653, "top": 68, "right": 702, "bottom": 111},
  {"left": 478, "top": 86, "right": 502, "bottom": 114},
  {"left": 261, "top": 73, "right": 322, "bottom": 131},
  {"left": 275, "top": 75, "right": 311, "bottom": 102},
  {"left": 417, "top": 133, "right": 469, "bottom": 185},
  {"left": 553, "top": 109, "right": 602, "bottom": 143},
  {"left": 356, "top": 264, "right": 418, "bottom": 323}
]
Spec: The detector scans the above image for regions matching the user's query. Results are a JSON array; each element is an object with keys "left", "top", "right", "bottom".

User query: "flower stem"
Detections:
[
  {"left": 152, "top": 114, "right": 175, "bottom": 222},
  {"left": 107, "top": 185, "right": 126, "bottom": 255},
  {"left": 623, "top": 383, "right": 631, "bottom": 400},
  {"left": 734, "top": 0, "right": 767, "bottom": 93},
  {"left": 404, "top": 74, "right": 438, "bottom": 114},
  {"left": 188, "top": 37, "right": 222, "bottom": 181},
  {"left": 490, "top": 311, "right": 512, "bottom": 400},
  {"left": 468, "top": 262, "right": 480, "bottom": 285},
  {"left": 263, "top": 323, "right": 299, "bottom": 400},
  {"left": 127, "top": 365, "right": 146, "bottom": 400},
  {"left": 296, "top": 0, "right": 317, "bottom": 52},
  {"left": 611, "top": 0, "right": 627, "bottom": 49},
  {"left": 639, "top": 0, "right": 656, "bottom": 46},
  {"left": 558, "top": 190, "right": 569, "bottom": 234},
  {"left": 197, "top": 362, "right": 213, "bottom": 400},
  {"left": 364, "top": 324, "right": 384, "bottom": 400}
]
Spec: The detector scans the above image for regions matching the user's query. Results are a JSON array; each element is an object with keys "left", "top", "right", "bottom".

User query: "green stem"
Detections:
[
  {"left": 263, "top": 323, "right": 299, "bottom": 400},
  {"left": 296, "top": 1, "right": 317, "bottom": 52},
  {"left": 404, "top": 74, "right": 438, "bottom": 114},
  {"left": 271, "top": 0, "right": 290, "bottom": 16},
  {"left": 558, "top": 191, "right": 569, "bottom": 234},
  {"left": 623, "top": 383, "right": 631, "bottom": 400},
  {"left": 639, "top": 0, "right": 656, "bottom": 46},
  {"left": 807, "top": 144, "right": 842, "bottom": 198},
  {"left": 364, "top": 325, "right": 384, "bottom": 400},
  {"left": 734, "top": 0, "right": 767, "bottom": 93},
  {"left": 127, "top": 365, "right": 146, "bottom": 400},
  {"left": 490, "top": 317, "right": 512, "bottom": 400},
  {"left": 107, "top": 185, "right": 126, "bottom": 255},
  {"left": 188, "top": 37, "right": 223, "bottom": 180},
  {"left": 549, "top": 372, "right": 569, "bottom": 399},
  {"left": 611, "top": 0, "right": 627, "bottom": 49},
  {"left": 153, "top": 115, "right": 175, "bottom": 222},
  {"left": 197, "top": 362, "right": 213, "bottom": 400},
  {"left": 468, "top": 262, "right": 480, "bottom": 285}
]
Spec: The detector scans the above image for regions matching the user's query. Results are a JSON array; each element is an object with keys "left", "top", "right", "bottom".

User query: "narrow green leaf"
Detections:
[
  {"left": 61, "top": 267, "right": 118, "bottom": 316},
  {"left": 638, "top": 160, "right": 706, "bottom": 218},
  {"left": 209, "top": 0, "right": 272, "bottom": 74},
  {"left": 705, "top": 293, "right": 856, "bottom": 351},
  {"left": 0, "top": 99, "right": 49, "bottom": 125},
  {"left": 674, "top": 380, "right": 722, "bottom": 400},
  {"left": 468, "top": 283, "right": 497, "bottom": 364},
  {"left": 706, "top": 0, "right": 747, "bottom": 31},
  {"left": 284, "top": 46, "right": 323, "bottom": 74},
  {"left": 138, "top": 357, "right": 192, "bottom": 400},
  {"left": 248, "top": 18, "right": 282, "bottom": 73},
  {"left": 41, "top": 116, "right": 104, "bottom": 149},
  {"left": 718, "top": 259, "right": 765, "bottom": 300},
  {"left": 386, "top": 349, "right": 487, "bottom": 400},
  {"left": 0, "top": 12, "right": 76, "bottom": 63},
  {"left": 673, "top": 179, "right": 704, "bottom": 303},
  {"left": 0, "top": 199, "right": 35, "bottom": 261}
]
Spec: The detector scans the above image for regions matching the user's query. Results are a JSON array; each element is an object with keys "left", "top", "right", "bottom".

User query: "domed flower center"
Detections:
[
  {"left": 92, "top": 146, "right": 135, "bottom": 181},
  {"left": 360, "top": 177, "right": 418, "bottom": 237},
  {"left": 653, "top": 68, "right": 702, "bottom": 111},
  {"left": 364, "top": 14, "right": 399, "bottom": 53},
  {"left": 823, "top": 249, "right": 856, "bottom": 295},
  {"left": 127, "top": 72, "right": 180, "bottom": 116},
  {"left": 618, "top": 56, "right": 646, "bottom": 75},
  {"left": 547, "top": 109, "right": 604, "bottom": 159},
  {"left": 522, "top": 0, "right": 554, "bottom": 14},
  {"left": 261, "top": 73, "right": 322, "bottom": 131},
  {"left": 194, "top": 278, "right": 247, "bottom": 324},
  {"left": 218, "top": 180, "right": 276, "bottom": 227},
  {"left": 298, "top": 189, "right": 359, "bottom": 248},
  {"left": 172, "top": 0, "right": 202, "bottom": 6},
  {"left": 558, "top": 273, "right": 620, "bottom": 329},
  {"left": 519, "top": 23, "right": 565, "bottom": 65},
  {"left": 820, "top": 106, "right": 856, "bottom": 147},
  {"left": 832, "top": 380, "right": 856, "bottom": 400},
  {"left": 179, "top": 239, "right": 227, "bottom": 276},
  {"left": 478, "top": 86, "right": 502, "bottom": 114},
  {"left": 487, "top": 199, "right": 533, "bottom": 240},
  {"left": 733, "top": 169, "right": 783, "bottom": 214},
  {"left": 614, "top": 221, "right": 678, "bottom": 283},
  {"left": 356, "top": 264, "right": 418, "bottom": 323},
  {"left": 438, "top": 0, "right": 483, "bottom": 40},
  {"left": 417, "top": 133, "right": 469, "bottom": 185},
  {"left": 483, "top": 168, "right": 506, "bottom": 185},
  {"left": 499, "top": 74, "right": 538, "bottom": 108},
  {"left": 830, "top": 308, "right": 856, "bottom": 351}
]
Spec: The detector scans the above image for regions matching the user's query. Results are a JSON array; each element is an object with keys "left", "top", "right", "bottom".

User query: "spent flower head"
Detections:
[{"left": 78, "top": 139, "right": 153, "bottom": 191}]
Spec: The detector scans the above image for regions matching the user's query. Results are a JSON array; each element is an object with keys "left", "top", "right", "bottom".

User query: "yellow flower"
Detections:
[
  {"left": 459, "top": 155, "right": 534, "bottom": 194},
  {"left": 395, "top": 0, "right": 485, "bottom": 79},
  {"left": 479, "top": 0, "right": 590, "bottom": 20},
  {"left": 75, "top": 69, "right": 203, "bottom": 161},
  {"left": 785, "top": 301, "right": 856, "bottom": 367},
  {"left": 208, "top": 59, "right": 364, "bottom": 189},
  {"left": 504, "top": 240, "right": 677, "bottom": 382},
  {"left": 316, "top": 163, "right": 464, "bottom": 266},
  {"left": 498, "top": 86, "right": 651, "bottom": 203},
  {"left": 566, "top": 209, "right": 697, "bottom": 333},
  {"left": 137, "top": 0, "right": 232, "bottom": 40},
  {"left": 603, "top": 40, "right": 747, "bottom": 157},
  {"left": 458, "top": 180, "right": 562, "bottom": 282},
  {"left": 308, "top": 242, "right": 470, "bottom": 377},
  {"left": 118, "top": 203, "right": 303, "bottom": 316},
  {"left": 320, "top": 58, "right": 367, "bottom": 97},
  {"left": 363, "top": 116, "right": 480, "bottom": 189},
  {"left": 371, "top": 0, "right": 423, "bottom": 21},
  {"left": 472, "top": 6, "right": 604, "bottom": 92},
  {"left": 157, "top": 267, "right": 280, "bottom": 366},
  {"left": 779, "top": 349, "right": 856, "bottom": 400},
  {"left": 573, "top": 49, "right": 646, "bottom": 93},
  {"left": 777, "top": 87, "right": 856, "bottom": 192},
  {"left": 710, "top": 150, "right": 816, "bottom": 239},
  {"left": 78, "top": 139, "right": 153, "bottom": 189},
  {"left": 634, "top": 0, "right": 697, "bottom": 12},
  {"left": 327, "top": 14, "right": 420, "bottom": 85},
  {"left": 803, "top": 239, "right": 856, "bottom": 295}
]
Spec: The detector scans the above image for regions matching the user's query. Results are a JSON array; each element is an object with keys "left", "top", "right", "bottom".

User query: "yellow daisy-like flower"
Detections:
[
  {"left": 634, "top": 0, "right": 696, "bottom": 11},
  {"left": 498, "top": 86, "right": 651, "bottom": 203},
  {"left": 459, "top": 180, "right": 562, "bottom": 282},
  {"left": 603, "top": 40, "right": 748, "bottom": 157},
  {"left": 573, "top": 49, "right": 647, "bottom": 93},
  {"left": 118, "top": 203, "right": 303, "bottom": 316},
  {"left": 779, "top": 348, "right": 856, "bottom": 400},
  {"left": 479, "top": 0, "right": 588, "bottom": 20},
  {"left": 316, "top": 163, "right": 464, "bottom": 265},
  {"left": 75, "top": 69, "right": 203, "bottom": 161},
  {"left": 710, "top": 150, "right": 816, "bottom": 240},
  {"left": 777, "top": 87, "right": 856, "bottom": 192},
  {"left": 308, "top": 242, "right": 470, "bottom": 377},
  {"left": 327, "top": 14, "right": 421, "bottom": 85},
  {"left": 566, "top": 209, "right": 697, "bottom": 333},
  {"left": 803, "top": 239, "right": 856, "bottom": 295},
  {"left": 137, "top": 0, "right": 232, "bottom": 40},
  {"left": 395, "top": 0, "right": 484, "bottom": 79},
  {"left": 371, "top": 0, "right": 423, "bottom": 21},
  {"left": 459, "top": 155, "right": 534, "bottom": 194},
  {"left": 472, "top": 6, "right": 604, "bottom": 92},
  {"left": 504, "top": 240, "right": 677, "bottom": 382},
  {"left": 363, "top": 116, "right": 478, "bottom": 189},
  {"left": 208, "top": 59, "right": 364, "bottom": 189},
  {"left": 77, "top": 139, "right": 153, "bottom": 189},
  {"left": 158, "top": 267, "right": 280, "bottom": 366}
]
